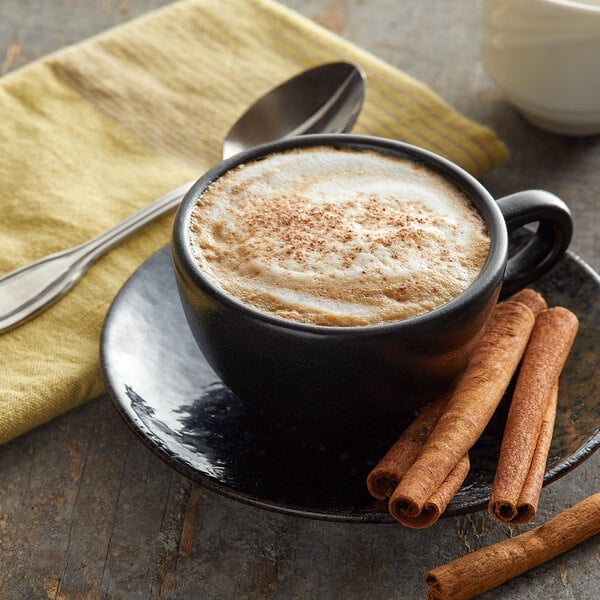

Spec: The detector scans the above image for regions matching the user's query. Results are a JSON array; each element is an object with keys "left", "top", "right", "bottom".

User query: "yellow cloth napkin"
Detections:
[{"left": 0, "top": 0, "right": 508, "bottom": 445}]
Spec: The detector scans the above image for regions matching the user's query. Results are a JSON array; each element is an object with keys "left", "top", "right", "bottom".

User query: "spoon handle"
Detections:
[{"left": 0, "top": 179, "right": 194, "bottom": 333}]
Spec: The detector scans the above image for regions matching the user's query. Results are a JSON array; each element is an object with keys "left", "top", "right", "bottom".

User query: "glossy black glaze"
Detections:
[
  {"left": 100, "top": 244, "right": 600, "bottom": 522},
  {"left": 171, "top": 135, "right": 573, "bottom": 423},
  {"left": 497, "top": 190, "right": 573, "bottom": 296}
]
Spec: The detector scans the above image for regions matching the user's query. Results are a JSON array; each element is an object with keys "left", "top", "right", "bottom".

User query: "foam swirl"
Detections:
[{"left": 189, "top": 147, "right": 490, "bottom": 326}]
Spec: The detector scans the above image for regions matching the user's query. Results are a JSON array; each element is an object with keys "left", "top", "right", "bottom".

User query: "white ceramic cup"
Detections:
[{"left": 481, "top": 0, "right": 600, "bottom": 135}]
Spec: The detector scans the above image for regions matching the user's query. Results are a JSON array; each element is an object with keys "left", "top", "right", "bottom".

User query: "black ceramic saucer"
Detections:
[{"left": 100, "top": 245, "right": 600, "bottom": 522}]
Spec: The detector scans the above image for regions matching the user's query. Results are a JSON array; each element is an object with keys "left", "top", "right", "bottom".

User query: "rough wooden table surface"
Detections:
[{"left": 1, "top": 1, "right": 598, "bottom": 599}]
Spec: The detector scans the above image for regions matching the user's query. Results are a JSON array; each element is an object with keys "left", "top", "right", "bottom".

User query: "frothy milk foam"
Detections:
[{"left": 188, "top": 147, "right": 490, "bottom": 326}]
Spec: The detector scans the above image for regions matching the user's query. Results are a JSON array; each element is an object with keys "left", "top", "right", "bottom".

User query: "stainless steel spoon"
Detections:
[{"left": 0, "top": 62, "right": 366, "bottom": 332}]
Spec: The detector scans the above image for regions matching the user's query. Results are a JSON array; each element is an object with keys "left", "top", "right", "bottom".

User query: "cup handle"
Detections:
[{"left": 496, "top": 190, "right": 573, "bottom": 298}]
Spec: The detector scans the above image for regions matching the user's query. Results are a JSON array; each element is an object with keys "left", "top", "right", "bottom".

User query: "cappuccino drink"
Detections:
[{"left": 188, "top": 146, "right": 490, "bottom": 326}]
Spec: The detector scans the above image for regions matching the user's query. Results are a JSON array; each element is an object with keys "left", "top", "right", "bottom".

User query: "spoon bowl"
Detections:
[
  {"left": 223, "top": 62, "right": 365, "bottom": 158},
  {"left": 0, "top": 62, "right": 366, "bottom": 332}
]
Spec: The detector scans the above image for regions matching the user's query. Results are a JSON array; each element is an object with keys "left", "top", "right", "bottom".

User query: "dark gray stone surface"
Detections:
[{"left": 1, "top": 1, "right": 598, "bottom": 598}]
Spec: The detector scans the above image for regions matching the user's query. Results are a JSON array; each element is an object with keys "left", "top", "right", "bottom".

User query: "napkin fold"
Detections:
[{"left": 0, "top": 0, "right": 508, "bottom": 445}]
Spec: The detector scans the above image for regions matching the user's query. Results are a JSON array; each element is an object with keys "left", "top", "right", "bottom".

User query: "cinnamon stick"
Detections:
[
  {"left": 512, "top": 384, "right": 558, "bottom": 520},
  {"left": 510, "top": 288, "right": 547, "bottom": 316},
  {"left": 366, "top": 394, "right": 450, "bottom": 500},
  {"left": 388, "top": 300, "right": 535, "bottom": 525},
  {"left": 389, "top": 453, "right": 470, "bottom": 528},
  {"left": 366, "top": 394, "right": 469, "bottom": 528},
  {"left": 489, "top": 306, "right": 579, "bottom": 524},
  {"left": 425, "top": 493, "right": 600, "bottom": 600}
]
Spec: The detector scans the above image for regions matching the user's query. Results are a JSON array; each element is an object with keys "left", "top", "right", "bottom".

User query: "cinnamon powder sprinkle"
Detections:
[{"left": 189, "top": 147, "right": 490, "bottom": 326}]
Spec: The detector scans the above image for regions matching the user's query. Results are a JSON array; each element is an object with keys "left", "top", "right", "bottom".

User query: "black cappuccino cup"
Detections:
[{"left": 171, "top": 135, "right": 572, "bottom": 429}]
